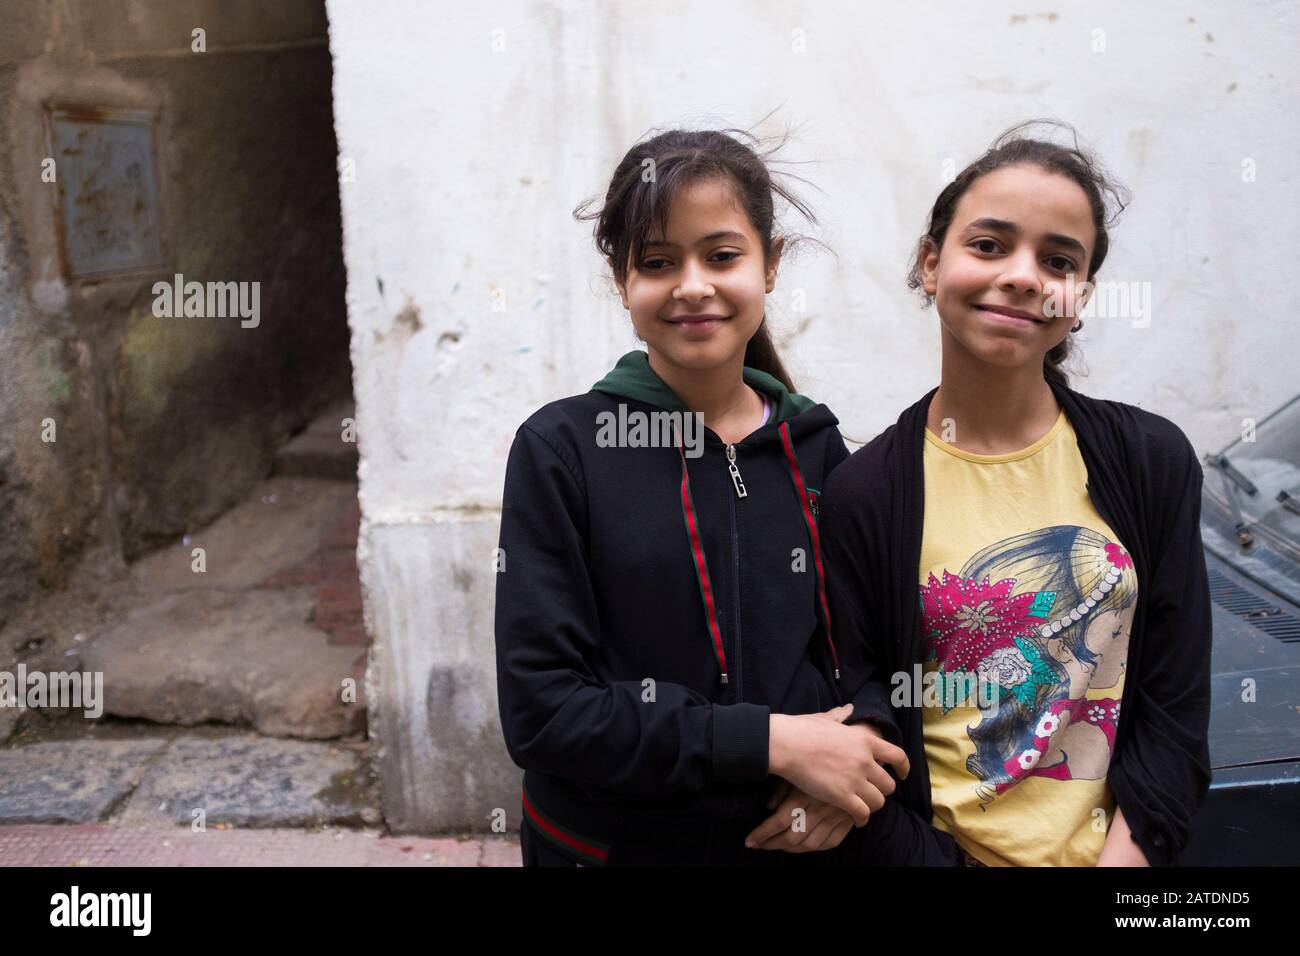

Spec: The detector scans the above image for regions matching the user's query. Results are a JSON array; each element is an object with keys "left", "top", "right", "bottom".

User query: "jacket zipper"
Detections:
[
  {"left": 727, "top": 442, "right": 744, "bottom": 701},
  {"left": 726, "top": 442, "right": 747, "bottom": 498}
]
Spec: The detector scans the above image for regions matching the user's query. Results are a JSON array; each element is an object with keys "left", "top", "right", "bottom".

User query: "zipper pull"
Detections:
[{"left": 726, "top": 443, "right": 747, "bottom": 498}]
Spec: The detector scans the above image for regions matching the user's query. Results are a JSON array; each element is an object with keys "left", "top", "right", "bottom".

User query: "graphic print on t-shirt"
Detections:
[{"left": 918, "top": 524, "right": 1136, "bottom": 805}]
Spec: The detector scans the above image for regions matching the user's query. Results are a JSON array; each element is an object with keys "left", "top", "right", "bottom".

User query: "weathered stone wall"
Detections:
[{"left": 0, "top": 0, "right": 351, "bottom": 626}]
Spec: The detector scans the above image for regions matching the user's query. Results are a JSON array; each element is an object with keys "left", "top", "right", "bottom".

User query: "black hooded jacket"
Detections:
[
  {"left": 822, "top": 379, "right": 1214, "bottom": 866},
  {"left": 493, "top": 350, "right": 855, "bottom": 863}
]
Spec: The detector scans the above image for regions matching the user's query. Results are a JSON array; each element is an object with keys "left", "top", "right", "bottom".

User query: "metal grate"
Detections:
[
  {"left": 1207, "top": 568, "right": 1300, "bottom": 643},
  {"left": 1251, "top": 616, "right": 1300, "bottom": 642}
]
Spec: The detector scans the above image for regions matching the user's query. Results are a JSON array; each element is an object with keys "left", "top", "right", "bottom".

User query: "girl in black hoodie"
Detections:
[{"left": 494, "top": 128, "right": 956, "bottom": 865}]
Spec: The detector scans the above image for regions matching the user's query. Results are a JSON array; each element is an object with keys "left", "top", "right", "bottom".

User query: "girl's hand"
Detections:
[
  {"left": 767, "top": 703, "right": 908, "bottom": 826},
  {"left": 744, "top": 784, "right": 856, "bottom": 852}
]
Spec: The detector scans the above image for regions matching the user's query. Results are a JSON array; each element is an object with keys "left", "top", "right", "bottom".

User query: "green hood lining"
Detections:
[{"left": 591, "top": 350, "right": 816, "bottom": 423}]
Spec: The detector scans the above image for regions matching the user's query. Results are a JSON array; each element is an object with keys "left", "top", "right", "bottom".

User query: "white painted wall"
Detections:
[{"left": 325, "top": 0, "right": 1300, "bottom": 829}]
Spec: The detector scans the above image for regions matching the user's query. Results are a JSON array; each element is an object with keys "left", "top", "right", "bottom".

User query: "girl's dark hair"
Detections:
[
  {"left": 575, "top": 125, "right": 818, "bottom": 393},
  {"left": 905, "top": 120, "right": 1129, "bottom": 388}
]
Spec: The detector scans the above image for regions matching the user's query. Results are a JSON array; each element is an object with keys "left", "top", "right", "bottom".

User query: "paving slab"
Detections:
[
  {"left": 0, "top": 739, "right": 169, "bottom": 824},
  {"left": 115, "top": 734, "right": 380, "bottom": 828}
]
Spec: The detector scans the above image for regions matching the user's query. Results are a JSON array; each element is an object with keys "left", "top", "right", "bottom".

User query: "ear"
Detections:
[
  {"left": 919, "top": 238, "right": 940, "bottom": 296},
  {"left": 613, "top": 259, "right": 630, "bottom": 309},
  {"left": 765, "top": 236, "right": 785, "bottom": 294}
]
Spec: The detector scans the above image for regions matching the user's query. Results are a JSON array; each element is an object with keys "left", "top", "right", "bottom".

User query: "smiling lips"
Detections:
[
  {"left": 667, "top": 314, "right": 728, "bottom": 325},
  {"left": 975, "top": 303, "right": 1046, "bottom": 325},
  {"left": 666, "top": 314, "right": 728, "bottom": 335}
]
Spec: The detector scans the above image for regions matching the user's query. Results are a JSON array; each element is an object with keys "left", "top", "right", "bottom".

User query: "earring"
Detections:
[{"left": 1071, "top": 320, "right": 1084, "bottom": 333}]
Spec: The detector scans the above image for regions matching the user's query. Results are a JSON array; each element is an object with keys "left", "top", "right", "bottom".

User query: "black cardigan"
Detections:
[{"left": 823, "top": 379, "right": 1214, "bottom": 866}]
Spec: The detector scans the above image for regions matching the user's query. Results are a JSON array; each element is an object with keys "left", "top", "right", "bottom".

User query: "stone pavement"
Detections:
[
  {"left": 0, "top": 823, "right": 519, "bottom": 866},
  {"left": 0, "top": 723, "right": 520, "bottom": 866},
  {"left": 0, "top": 727, "right": 378, "bottom": 826}
]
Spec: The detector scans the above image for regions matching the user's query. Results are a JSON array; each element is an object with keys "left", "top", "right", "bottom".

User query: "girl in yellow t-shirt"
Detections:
[{"left": 814, "top": 120, "right": 1212, "bottom": 867}]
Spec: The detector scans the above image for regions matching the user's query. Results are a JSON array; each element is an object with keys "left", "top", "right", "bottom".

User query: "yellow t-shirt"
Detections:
[{"left": 918, "top": 411, "right": 1138, "bottom": 867}]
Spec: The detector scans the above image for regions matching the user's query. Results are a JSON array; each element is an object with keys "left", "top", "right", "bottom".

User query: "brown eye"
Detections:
[
  {"left": 641, "top": 258, "right": 669, "bottom": 270},
  {"left": 971, "top": 238, "right": 1001, "bottom": 254},
  {"left": 1046, "top": 255, "right": 1077, "bottom": 273},
  {"left": 710, "top": 251, "right": 740, "bottom": 263}
]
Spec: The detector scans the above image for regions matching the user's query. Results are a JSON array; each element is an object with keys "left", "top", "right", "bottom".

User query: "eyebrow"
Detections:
[
  {"left": 962, "top": 217, "right": 1087, "bottom": 257},
  {"left": 643, "top": 230, "right": 749, "bottom": 249}
]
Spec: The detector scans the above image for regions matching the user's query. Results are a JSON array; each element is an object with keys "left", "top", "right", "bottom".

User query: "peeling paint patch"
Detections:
[
  {"left": 1009, "top": 12, "right": 1058, "bottom": 25},
  {"left": 395, "top": 300, "right": 422, "bottom": 334}
]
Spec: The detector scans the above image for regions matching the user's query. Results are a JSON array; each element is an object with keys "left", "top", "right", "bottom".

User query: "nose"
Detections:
[
  {"left": 673, "top": 258, "right": 715, "bottom": 304},
  {"left": 996, "top": 249, "right": 1043, "bottom": 298}
]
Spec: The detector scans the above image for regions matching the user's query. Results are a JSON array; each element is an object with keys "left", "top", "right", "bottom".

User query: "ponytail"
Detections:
[{"left": 744, "top": 320, "right": 796, "bottom": 393}]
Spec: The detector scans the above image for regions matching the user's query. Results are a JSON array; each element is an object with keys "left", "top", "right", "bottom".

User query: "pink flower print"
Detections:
[
  {"left": 1105, "top": 543, "right": 1133, "bottom": 570},
  {"left": 919, "top": 571, "right": 1040, "bottom": 672}
]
